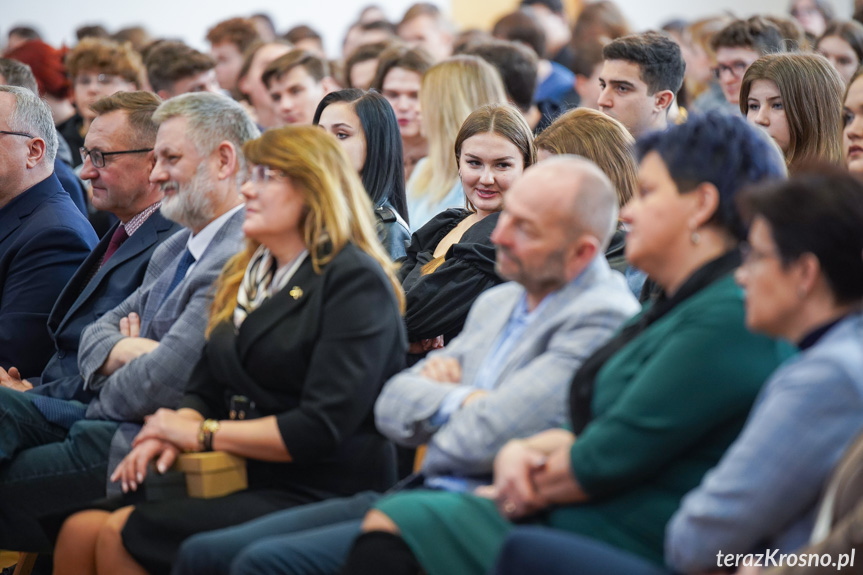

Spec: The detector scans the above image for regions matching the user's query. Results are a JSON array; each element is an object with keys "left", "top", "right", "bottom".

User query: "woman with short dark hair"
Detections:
[{"left": 490, "top": 168, "right": 863, "bottom": 575}]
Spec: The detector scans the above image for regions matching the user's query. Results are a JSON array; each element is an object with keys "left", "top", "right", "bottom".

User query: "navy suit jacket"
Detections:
[
  {"left": 54, "top": 158, "right": 88, "bottom": 218},
  {"left": 0, "top": 173, "right": 97, "bottom": 376},
  {"left": 28, "top": 211, "right": 182, "bottom": 402}
]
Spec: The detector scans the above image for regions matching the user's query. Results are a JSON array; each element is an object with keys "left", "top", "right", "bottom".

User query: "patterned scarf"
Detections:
[{"left": 234, "top": 245, "right": 308, "bottom": 329}]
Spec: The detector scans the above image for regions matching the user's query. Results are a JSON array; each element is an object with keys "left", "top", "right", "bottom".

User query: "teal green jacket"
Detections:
[{"left": 548, "top": 273, "right": 794, "bottom": 564}]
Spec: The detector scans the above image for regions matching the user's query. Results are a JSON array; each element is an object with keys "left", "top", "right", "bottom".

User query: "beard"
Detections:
[
  {"left": 496, "top": 245, "right": 568, "bottom": 294},
  {"left": 159, "top": 162, "right": 216, "bottom": 231}
]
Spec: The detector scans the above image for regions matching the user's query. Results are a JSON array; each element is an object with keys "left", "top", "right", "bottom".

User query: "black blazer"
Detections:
[
  {"left": 30, "top": 212, "right": 182, "bottom": 402},
  {"left": 180, "top": 243, "right": 407, "bottom": 499}
]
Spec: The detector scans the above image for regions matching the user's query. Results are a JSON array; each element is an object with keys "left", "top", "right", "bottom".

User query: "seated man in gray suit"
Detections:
[
  {"left": 0, "top": 92, "right": 258, "bottom": 552},
  {"left": 0, "top": 89, "right": 181, "bottom": 401},
  {"left": 173, "top": 156, "right": 641, "bottom": 575}
]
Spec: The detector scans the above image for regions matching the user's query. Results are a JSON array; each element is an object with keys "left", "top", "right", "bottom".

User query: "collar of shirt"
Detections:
[
  {"left": 123, "top": 201, "right": 162, "bottom": 236},
  {"left": 186, "top": 204, "right": 243, "bottom": 262},
  {"left": 471, "top": 288, "right": 556, "bottom": 392}
]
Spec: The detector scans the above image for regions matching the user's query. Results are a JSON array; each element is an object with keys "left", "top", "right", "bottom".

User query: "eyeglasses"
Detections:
[
  {"left": 249, "top": 165, "right": 288, "bottom": 184},
  {"left": 0, "top": 130, "right": 33, "bottom": 138},
  {"left": 711, "top": 61, "right": 752, "bottom": 80},
  {"left": 740, "top": 242, "right": 781, "bottom": 266},
  {"left": 74, "top": 73, "right": 126, "bottom": 87},
  {"left": 80, "top": 146, "right": 153, "bottom": 168}
]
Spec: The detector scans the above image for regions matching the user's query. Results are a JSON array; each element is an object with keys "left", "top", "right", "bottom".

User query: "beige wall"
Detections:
[
  {"left": 451, "top": 0, "right": 583, "bottom": 32},
  {"left": 450, "top": 0, "right": 853, "bottom": 34}
]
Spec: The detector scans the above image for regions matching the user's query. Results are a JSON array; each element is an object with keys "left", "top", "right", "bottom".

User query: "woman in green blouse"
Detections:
[{"left": 340, "top": 113, "right": 794, "bottom": 575}]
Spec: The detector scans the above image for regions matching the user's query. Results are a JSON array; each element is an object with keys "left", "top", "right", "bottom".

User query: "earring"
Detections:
[{"left": 690, "top": 230, "right": 701, "bottom": 245}]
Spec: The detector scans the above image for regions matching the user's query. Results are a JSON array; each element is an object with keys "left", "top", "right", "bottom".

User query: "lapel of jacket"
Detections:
[
  {"left": 236, "top": 257, "right": 320, "bottom": 361},
  {"left": 47, "top": 224, "right": 114, "bottom": 336},
  {"left": 492, "top": 257, "right": 606, "bottom": 383},
  {"left": 148, "top": 207, "right": 245, "bottom": 319},
  {"left": 56, "top": 215, "right": 171, "bottom": 335}
]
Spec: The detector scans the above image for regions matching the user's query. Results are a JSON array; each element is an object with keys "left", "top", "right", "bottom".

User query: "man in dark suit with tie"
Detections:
[
  {"left": 0, "top": 90, "right": 182, "bottom": 401},
  {"left": 0, "top": 92, "right": 256, "bottom": 552},
  {"left": 0, "top": 85, "right": 97, "bottom": 378}
]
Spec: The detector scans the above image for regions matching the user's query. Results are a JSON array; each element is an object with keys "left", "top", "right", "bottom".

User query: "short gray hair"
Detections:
[
  {"left": 0, "top": 58, "right": 39, "bottom": 95},
  {"left": 153, "top": 92, "right": 259, "bottom": 180},
  {"left": 0, "top": 85, "right": 58, "bottom": 164}
]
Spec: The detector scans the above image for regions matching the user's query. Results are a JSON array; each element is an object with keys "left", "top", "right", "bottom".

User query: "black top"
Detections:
[
  {"left": 605, "top": 225, "right": 628, "bottom": 275},
  {"left": 798, "top": 315, "right": 848, "bottom": 351},
  {"left": 534, "top": 99, "right": 568, "bottom": 135},
  {"left": 57, "top": 113, "right": 85, "bottom": 168},
  {"left": 398, "top": 208, "right": 504, "bottom": 343},
  {"left": 180, "top": 243, "right": 406, "bottom": 498}
]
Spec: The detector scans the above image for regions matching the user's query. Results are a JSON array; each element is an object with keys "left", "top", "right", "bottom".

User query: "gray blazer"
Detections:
[
  {"left": 78, "top": 208, "right": 246, "bottom": 423},
  {"left": 666, "top": 312, "right": 863, "bottom": 573},
  {"left": 374, "top": 257, "right": 640, "bottom": 476}
]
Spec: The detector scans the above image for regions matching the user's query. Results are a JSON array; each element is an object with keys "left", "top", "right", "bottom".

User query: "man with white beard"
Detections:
[{"left": 0, "top": 92, "right": 257, "bottom": 553}]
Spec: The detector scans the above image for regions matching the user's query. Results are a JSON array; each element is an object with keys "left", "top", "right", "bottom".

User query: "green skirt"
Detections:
[
  {"left": 376, "top": 490, "right": 513, "bottom": 575},
  {"left": 375, "top": 488, "right": 669, "bottom": 574}
]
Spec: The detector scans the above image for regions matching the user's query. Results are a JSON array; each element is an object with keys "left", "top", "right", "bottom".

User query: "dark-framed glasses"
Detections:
[
  {"left": 711, "top": 61, "right": 751, "bottom": 80},
  {"left": 0, "top": 130, "right": 34, "bottom": 138},
  {"left": 80, "top": 146, "right": 153, "bottom": 168}
]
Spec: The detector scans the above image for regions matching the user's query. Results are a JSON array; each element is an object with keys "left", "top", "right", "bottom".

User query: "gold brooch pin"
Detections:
[{"left": 289, "top": 286, "right": 303, "bottom": 300}]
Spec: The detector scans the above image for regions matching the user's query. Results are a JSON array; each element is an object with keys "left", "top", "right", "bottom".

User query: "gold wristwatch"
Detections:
[{"left": 198, "top": 419, "right": 221, "bottom": 451}]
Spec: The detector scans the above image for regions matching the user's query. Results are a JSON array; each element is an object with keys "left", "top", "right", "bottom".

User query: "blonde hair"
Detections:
[
  {"left": 740, "top": 53, "right": 844, "bottom": 172},
  {"left": 207, "top": 126, "right": 405, "bottom": 334},
  {"left": 410, "top": 55, "right": 507, "bottom": 205},
  {"left": 536, "top": 108, "right": 637, "bottom": 206}
]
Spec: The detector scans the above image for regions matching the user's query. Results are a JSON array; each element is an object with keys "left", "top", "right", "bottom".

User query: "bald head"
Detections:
[
  {"left": 492, "top": 155, "right": 619, "bottom": 307},
  {"left": 520, "top": 156, "right": 618, "bottom": 247}
]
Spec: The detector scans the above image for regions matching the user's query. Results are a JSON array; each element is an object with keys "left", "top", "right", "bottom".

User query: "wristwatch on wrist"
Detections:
[{"left": 198, "top": 419, "right": 221, "bottom": 451}]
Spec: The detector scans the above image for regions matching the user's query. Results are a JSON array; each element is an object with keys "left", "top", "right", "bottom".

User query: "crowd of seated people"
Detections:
[{"left": 1, "top": 1, "right": 863, "bottom": 574}]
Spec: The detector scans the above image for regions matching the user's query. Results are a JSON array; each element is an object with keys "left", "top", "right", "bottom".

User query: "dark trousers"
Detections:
[
  {"left": 491, "top": 527, "right": 675, "bottom": 575},
  {"left": 0, "top": 387, "right": 116, "bottom": 551}
]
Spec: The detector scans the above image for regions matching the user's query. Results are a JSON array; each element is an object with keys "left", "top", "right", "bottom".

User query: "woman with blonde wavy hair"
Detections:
[
  {"left": 53, "top": 126, "right": 408, "bottom": 575},
  {"left": 740, "top": 52, "right": 844, "bottom": 173},
  {"left": 406, "top": 55, "right": 508, "bottom": 231}
]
